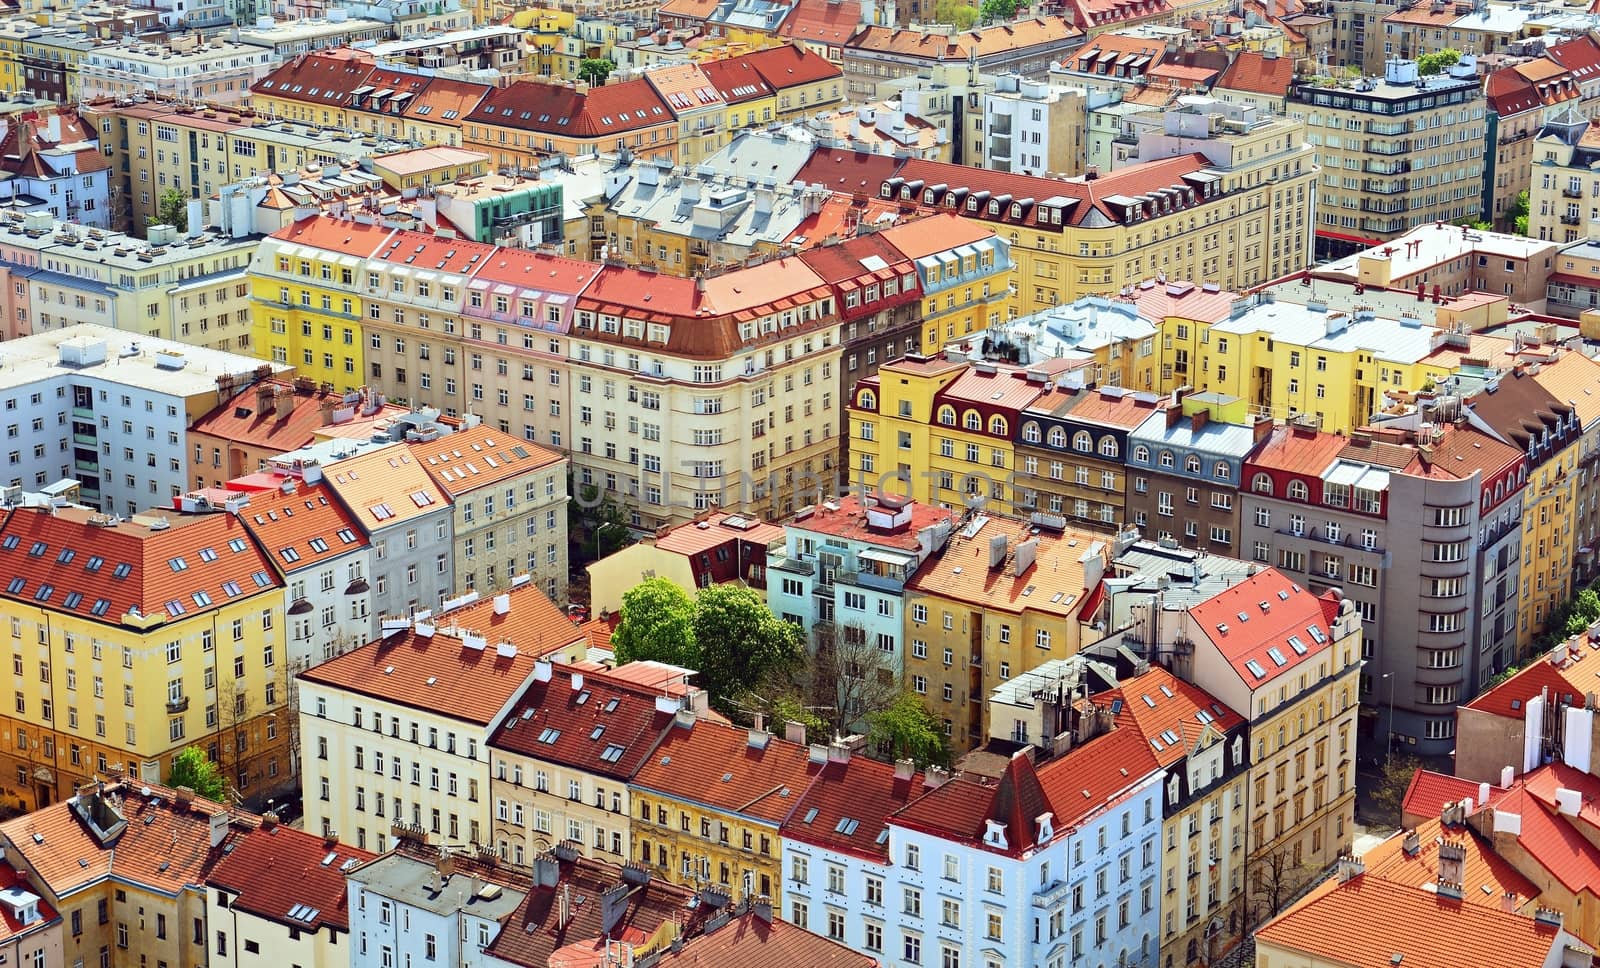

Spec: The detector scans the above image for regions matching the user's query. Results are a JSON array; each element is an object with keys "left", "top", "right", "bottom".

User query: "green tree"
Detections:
[
  {"left": 693, "top": 583, "right": 804, "bottom": 715},
  {"left": 578, "top": 58, "right": 615, "bottom": 86},
  {"left": 933, "top": 0, "right": 978, "bottom": 29},
  {"left": 167, "top": 745, "right": 226, "bottom": 801},
  {"left": 868, "top": 692, "right": 950, "bottom": 768},
  {"left": 1417, "top": 48, "right": 1461, "bottom": 76},
  {"left": 567, "top": 481, "right": 630, "bottom": 566},
  {"left": 156, "top": 188, "right": 188, "bottom": 233},
  {"left": 768, "top": 693, "right": 827, "bottom": 742},
  {"left": 611, "top": 578, "right": 698, "bottom": 669},
  {"left": 1369, "top": 753, "right": 1424, "bottom": 822},
  {"left": 979, "top": 0, "right": 1015, "bottom": 21},
  {"left": 1510, "top": 189, "right": 1530, "bottom": 235}
]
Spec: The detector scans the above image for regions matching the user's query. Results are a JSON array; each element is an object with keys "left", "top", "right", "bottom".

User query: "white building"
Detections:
[
  {"left": 78, "top": 41, "right": 276, "bottom": 103},
  {"left": 346, "top": 844, "right": 525, "bottom": 968},
  {"left": 0, "top": 112, "right": 110, "bottom": 229},
  {"left": 0, "top": 323, "right": 288, "bottom": 514}
]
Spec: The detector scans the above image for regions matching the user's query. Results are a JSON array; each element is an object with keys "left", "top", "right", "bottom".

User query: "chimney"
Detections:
[
  {"left": 260, "top": 810, "right": 278, "bottom": 831},
  {"left": 923, "top": 766, "right": 950, "bottom": 789},
  {"left": 1253, "top": 414, "right": 1273, "bottom": 444},
  {"left": 827, "top": 740, "right": 851, "bottom": 764},
  {"left": 894, "top": 758, "right": 915, "bottom": 781},
  {"left": 1190, "top": 409, "right": 1209, "bottom": 434},
  {"left": 174, "top": 786, "right": 194, "bottom": 810},
  {"left": 1501, "top": 891, "right": 1518, "bottom": 912},
  {"left": 784, "top": 720, "right": 806, "bottom": 745},
  {"left": 274, "top": 387, "right": 294, "bottom": 420},
  {"left": 208, "top": 809, "right": 230, "bottom": 849},
  {"left": 753, "top": 896, "right": 773, "bottom": 923},
  {"left": 571, "top": 673, "right": 584, "bottom": 692},
  {"left": 1438, "top": 840, "right": 1466, "bottom": 883},
  {"left": 1402, "top": 829, "right": 1421, "bottom": 856}
]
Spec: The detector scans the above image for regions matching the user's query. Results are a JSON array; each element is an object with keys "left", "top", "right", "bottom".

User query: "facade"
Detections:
[
  {"left": 1015, "top": 383, "right": 1162, "bottom": 532},
  {"left": 981, "top": 75, "right": 1096, "bottom": 178},
  {"left": 903, "top": 512, "right": 1110, "bottom": 753},
  {"left": 0, "top": 504, "right": 295, "bottom": 807},
  {"left": 462, "top": 78, "right": 679, "bottom": 169},
  {"left": 1123, "top": 390, "right": 1269, "bottom": 558},
  {"left": 295, "top": 583, "right": 588, "bottom": 853},
  {"left": 876, "top": 215, "right": 1014, "bottom": 355},
  {"left": 78, "top": 41, "right": 275, "bottom": 103},
  {"left": 1528, "top": 109, "right": 1600, "bottom": 245},
  {"left": 0, "top": 324, "right": 286, "bottom": 515},
  {"left": 1287, "top": 59, "right": 1486, "bottom": 254},
  {"left": 587, "top": 510, "right": 785, "bottom": 615},
  {"left": 408, "top": 423, "right": 569, "bottom": 601},
  {"left": 840, "top": 20, "right": 1084, "bottom": 100},
  {"left": 0, "top": 111, "right": 110, "bottom": 230},
  {"left": 344, "top": 843, "right": 527, "bottom": 968}
]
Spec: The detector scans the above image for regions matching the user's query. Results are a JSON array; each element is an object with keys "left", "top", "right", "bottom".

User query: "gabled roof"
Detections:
[
  {"left": 319, "top": 444, "right": 449, "bottom": 532},
  {"left": 464, "top": 79, "right": 674, "bottom": 138},
  {"left": 1256, "top": 874, "right": 1570, "bottom": 968},
  {"left": 740, "top": 43, "right": 845, "bottom": 89},
  {"left": 1488, "top": 785, "right": 1600, "bottom": 897},
  {"left": 297, "top": 583, "right": 585, "bottom": 724},
  {"left": 0, "top": 863, "right": 55, "bottom": 943},
  {"left": 780, "top": 754, "right": 923, "bottom": 862},
  {"left": 373, "top": 227, "right": 497, "bottom": 274},
  {"left": 1402, "top": 769, "right": 1495, "bottom": 824},
  {"left": 1035, "top": 723, "right": 1162, "bottom": 827},
  {"left": 1099, "top": 665, "right": 1242, "bottom": 769},
  {"left": 0, "top": 505, "right": 279, "bottom": 627},
  {"left": 1188, "top": 568, "right": 1339, "bottom": 689},
  {"left": 268, "top": 212, "right": 397, "bottom": 256},
  {"left": 252, "top": 48, "right": 377, "bottom": 104},
  {"left": 656, "top": 911, "right": 878, "bottom": 967},
  {"left": 777, "top": 0, "right": 863, "bottom": 46},
  {"left": 792, "top": 146, "right": 904, "bottom": 194},
  {"left": 190, "top": 379, "right": 411, "bottom": 454},
  {"left": 652, "top": 510, "right": 786, "bottom": 557},
  {"left": 699, "top": 57, "right": 776, "bottom": 105},
  {"left": 893, "top": 751, "right": 1064, "bottom": 857},
  {"left": 1214, "top": 50, "right": 1293, "bottom": 97},
  {"left": 487, "top": 665, "right": 675, "bottom": 781},
  {"left": 0, "top": 781, "right": 251, "bottom": 897},
  {"left": 1361, "top": 816, "right": 1538, "bottom": 908},
  {"left": 630, "top": 720, "right": 821, "bottom": 824},
  {"left": 207, "top": 822, "right": 373, "bottom": 933},
  {"left": 235, "top": 480, "right": 368, "bottom": 574},
  {"left": 408, "top": 424, "right": 563, "bottom": 498}
]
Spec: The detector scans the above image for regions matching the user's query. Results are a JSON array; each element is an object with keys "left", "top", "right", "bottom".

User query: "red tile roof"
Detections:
[
  {"left": 487, "top": 665, "right": 675, "bottom": 781},
  {"left": 1244, "top": 424, "right": 1350, "bottom": 477},
  {"left": 207, "top": 822, "right": 373, "bottom": 932},
  {"left": 1, "top": 781, "right": 253, "bottom": 897},
  {"left": 699, "top": 57, "right": 776, "bottom": 105},
  {"left": 409, "top": 424, "right": 564, "bottom": 498},
  {"left": 1255, "top": 874, "right": 1569, "bottom": 968},
  {"left": 1032, "top": 384, "right": 1163, "bottom": 430},
  {"left": 1214, "top": 50, "right": 1294, "bottom": 97},
  {"left": 483, "top": 852, "right": 702, "bottom": 967},
  {"left": 793, "top": 146, "right": 903, "bottom": 195},
  {"left": 1495, "top": 785, "right": 1600, "bottom": 897},
  {"left": 1361, "top": 817, "right": 1538, "bottom": 908},
  {"left": 781, "top": 754, "right": 922, "bottom": 862},
  {"left": 0, "top": 863, "right": 55, "bottom": 943},
  {"left": 0, "top": 505, "right": 280, "bottom": 628},
  {"left": 631, "top": 720, "right": 821, "bottom": 824},
  {"left": 374, "top": 227, "right": 498, "bottom": 273},
  {"left": 471, "top": 248, "right": 599, "bottom": 294},
  {"left": 270, "top": 213, "right": 397, "bottom": 256},
  {"left": 1402, "top": 770, "right": 1494, "bottom": 825},
  {"left": 298, "top": 583, "right": 585, "bottom": 724},
  {"left": 465, "top": 79, "right": 673, "bottom": 138},
  {"left": 235, "top": 479, "right": 369, "bottom": 574},
  {"left": 787, "top": 495, "right": 956, "bottom": 552},
  {"left": 652, "top": 510, "right": 786, "bottom": 557},
  {"left": 1098, "top": 665, "right": 1242, "bottom": 769},
  {"left": 1188, "top": 568, "right": 1339, "bottom": 689},
  {"left": 1463, "top": 632, "right": 1600, "bottom": 719},
  {"left": 740, "top": 45, "right": 844, "bottom": 89},
  {"left": 190, "top": 379, "right": 410, "bottom": 454},
  {"left": 577, "top": 266, "right": 700, "bottom": 320},
  {"left": 1036, "top": 724, "right": 1162, "bottom": 828},
  {"left": 777, "top": 0, "right": 863, "bottom": 46},
  {"left": 252, "top": 49, "right": 377, "bottom": 104},
  {"left": 658, "top": 911, "right": 877, "bottom": 967}
]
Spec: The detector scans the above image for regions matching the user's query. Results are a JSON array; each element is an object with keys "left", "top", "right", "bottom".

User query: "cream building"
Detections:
[
  {"left": 296, "top": 583, "right": 588, "bottom": 853},
  {"left": 78, "top": 40, "right": 276, "bottom": 103}
]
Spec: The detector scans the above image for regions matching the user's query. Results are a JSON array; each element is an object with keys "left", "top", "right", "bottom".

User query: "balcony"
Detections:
[
  {"left": 70, "top": 406, "right": 95, "bottom": 421},
  {"left": 1362, "top": 178, "right": 1408, "bottom": 195},
  {"left": 166, "top": 696, "right": 189, "bottom": 713},
  {"left": 1564, "top": 187, "right": 1585, "bottom": 199},
  {"left": 1366, "top": 138, "right": 1411, "bottom": 156},
  {"left": 1360, "top": 216, "right": 1408, "bottom": 235},
  {"left": 1364, "top": 159, "right": 1410, "bottom": 176},
  {"left": 1366, "top": 120, "right": 1409, "bottom": 136},
  {"left": 1361, "top": 199, "right": 1408, "bottom": 215},
  {"left": 1563, "top": 214, "right": 1582, "bottom": 226}
]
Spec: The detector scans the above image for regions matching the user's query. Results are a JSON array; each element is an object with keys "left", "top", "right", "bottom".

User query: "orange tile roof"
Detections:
[
  {"left": 0, "top": 780, "right": 252, "bottom": 897},
  {"left": 320, "top": 445, "right": 449, "bottom": 530},
  {"left": 1361, "top": 818, "right": 1539, "bottom": 908},
  {"left": 471, "top": 247, "right": 599, "bottom": 295},
  {"left": 1488, "top": 785, "right": 1600, "bottom": 897},
  {"left": 1129, "top": 278, "right": 1239, "bottom": 323},
  {"left": 906, "top": 515, "right": 1103, "bottom": 617},
  {"left": 777, "top": 0, "right": 862, "bottom": 46},
  {"left": 652, "top": 511, "right": 786, "bottom": 557},
  {"left": 631, "top": 720, "right": 821, "bottom": 823},
  {"left": 0, "top": 505, "right": 280, "bottom": 628},
  {"left": 403, "top": 75, "right": 492, "bottom": 124},
  {"left": 408, "top": 424, "right": 563, "bottom": 498},
  {"left": 1402, "top": 769, "right": 1495, "bottom": 824},
  {"left": 1244, "top": 424, "right": 1349, "bottom": 476},
  {"left": 190, "top": 379, "right": 412, "bottom": 453},
  {"left": 298, "top": 583, "right": 585, "bottom": 724},
  {"left": 1034, "top": 385, "right": 1164, "bottom": 430},
  {"left": 1530, "top": 349, "right": 1600, "bottom": 428},
  {"left": 235, "top": 479, "right": 369, "bottom": 574},
  {"left": 658, "top": 911, "right": 877, "bottom": 967},
  {"left": 487, "top": 664, "right": 676, "bottom": 781},
  {"left": 1465, "top": 631, "right": 1600, "bottom": 718},
  {"left": 698, "top": 256, "right": 828, "bottom": 316},
  {"left": 270, "top": 211, "right": 397, "bottom": 255},
  {"left": 1214, "top": 50, "right": 1294, "bottom": 97},
  {"left": 1255, "top": 874, "right": 1569, "bottom": 968},
  {"left": 1188, "top": 568, "right": 1339, "bottom": 688},
  {"left": 875, "top": 210, "right": 999, "bottom": 259},
  {"left": 374, "top": 227, "right": 497, "bottom": 274},
  {"left": 1099, "top": 665, "right": 1242, "bottom": 769},
  {"left": 739, "top": 44, "right": 843, "bottom": 89},
  {"left": 893, "top": 751, "right": 1057, "bottom": 856},
  {"left": 1036, "top": 725, "right": 1162, "bottom": 828},
  {"left": 207, "top": 821, "right": 373, "bottom": 932},
  {"left": 788, "top": 495, "right": 956, "bottom": 551},
  {"left": 781, "top": 754, "right": 922, "bottom": 862}
]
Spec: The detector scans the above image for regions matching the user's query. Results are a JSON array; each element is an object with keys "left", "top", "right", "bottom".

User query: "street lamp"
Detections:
[{"left": 1380, "top": 672, "right": 1396, "bottom": 768}]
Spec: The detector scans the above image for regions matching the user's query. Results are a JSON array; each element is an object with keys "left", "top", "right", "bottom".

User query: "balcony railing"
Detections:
[
  {"left": 166, "top": 696, "right": 189, "bottom": 713},
  {"left": 1366, "top": 138, "right": 1411, "bottom": 156},
  {"left": 1564, "top": 187, "right": 1585, "bottom": 199},
  {"left": 1563, "top": 214, "right": 1582, "bottom": 226}
]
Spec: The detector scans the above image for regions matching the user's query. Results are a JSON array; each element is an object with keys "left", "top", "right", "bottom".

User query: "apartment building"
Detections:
[
  {"left": 981, "top": 74, "right": 1099, "bottom": 178},
  {"left": 902, "top": 512, "right": 1109, "bottom": 753},
  {"left": 0, "top": 504, "right": 292, "bottom": 809},
  {"left": 629, "top": 714, "right": 820, "bottom": 904},
  {"left": 588, "top": 510, "right": 785, "bottom": 615},
  {"left": 1123, "top": 391, "right": 1270, "bottom": 558},
  {"left": 1239, "top": 417, "right": 1523, "bottom": 759},
  {"left": 205, "top": 817, "right": 374, "bottom": 968},
  {"left": 876, "top": 215, "right": 1014, "bottom": 355},
  {"left": 408, "top": 423, "right": 569, "bottom": 600},
  {"left": 841, "top": 20, "right": 1083, "bottom": 100},
  {"left": 0, "top": 866, "right": 58, "bottom": 968},
  {"left": 0, "top": 111, "right": 109, "bottom": 229},
  {"left": 1015, "top": 384, "right": 1162, "bottom": 531},
  {"left": 1381, "top": 2, "right": 1535, "bottom": 66},
  {"left": 569, "top": 258, "right": 844, "bottom": 526},
  {"left": 1287, "top": 58, "right": 1485, "bottom": 255},
  {"left": 462, "top": 78, "right": 678, "bottom": 170},
  {"left": 486, "top": 663, "right": 690, "bottom": 866},
  {"left": 0, "top": 781, "right": 254, "bottom": 968},
  {"left": 344, "top": 842, "right": 528, "bottom": 968},
  {"left": 1528, "top": 109, "right": 1600, "bottom": 244},
  {"left": 0, "top": 325, "right": 288, "bottom": 515},
  {"left": 767, "top": 495, "right": 956, "bottom": 692},
  {"left": 296, "top": 584, "right": 588, "bottom": 853},
  {"left": 78, "top": 40, "right": 275, "bottom": 103},
  {"left": 1483, "top": 47, "right": 1596, "bottom": 231}
]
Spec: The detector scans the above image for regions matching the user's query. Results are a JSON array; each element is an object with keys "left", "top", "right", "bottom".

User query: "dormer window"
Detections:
[
  {"left": 967, "top": 197, "right": 980, "bottom": 212},
  {"left": 1035, "top": 811, "right": 1054, "bottom": 845},
  {"left": 987, "top": 200, "right": 1001, "bottom": 215},
  {"left": 984, "top": 819, "right": 1008, "bottom": 849},
  {"left": 1011, "top": 204, "right": 1023, "bottom": 219}
]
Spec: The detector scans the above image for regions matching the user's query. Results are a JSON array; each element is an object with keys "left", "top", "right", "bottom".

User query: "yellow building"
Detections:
[
  {"left": 0, "top": 505, "right": 292, "bottom": 813},
  {"left": 629, "top": 715, "right": 818, "bottom": 905},
  {"left": 877, "top": 214, "right": 1015, "bottom": 355},
  {"left": 585, "top": 510, "right": 784, "bottom": 615},
  {"left": 849, "top": 354, "right": 1059, "bottom": 518},
  {"left": 251, "top": 217, "right": 393, "bottom": 392},
  {"left": 370, "top": 146, "right": 490, "bottom": 192},
  {"left": 903, "top": 514, "right": 1110, "bottom": 753}
]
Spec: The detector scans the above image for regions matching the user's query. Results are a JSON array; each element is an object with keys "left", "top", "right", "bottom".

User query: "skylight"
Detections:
[
  {"left": 85, "top": 555, "right": 103, "bottom": 572},
  {"left": 198, "top": 548, "right": 217, "bottom": 562},
  {"left": 600, "top": 744, "right": 625, "bottom": 763},
  {"left": 803, "top": 807, "right": 819, "bottom": 824},
  {"left": 5, "top": 577, "right": 22, "bottom": 593},
  {"left": 834, "top": 818, "right": 860, "bottom": 836},
  {"left": 26, "top": 541, "right": 45, "bottom": 558},
  {"left": 228, "top": 538, "right": 248, "bottom": 553},
  {"left": 1245, "top": 659, "right": 1267, "bottom": 679},
  {"left": 537, "top": 727, "right": 561, "bottom": 744},
  {"left": 168, "top": 556, "right": 187, "bottom": 572},
  {"left": 112, "top": 563, "right": 131, "bottom": 579},
  {"left": 55, "top": 548, "right": 74, "bottom": 564},
  {"left": 1267, "top": 647, "right": 1287, "bottom": 667},
  {"left": 1287, "top": 635, "right": 1307, "bottom": 655}
]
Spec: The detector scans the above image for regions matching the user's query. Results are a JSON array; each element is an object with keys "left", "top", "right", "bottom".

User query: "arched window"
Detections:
[
  {"left": 1073, "top": 431, "right": 1093, "bottom": 452},
  {"left": 1287, "top": 480, "right": 1309, "bottom": 501},
  {"left": 989, "top": 415, "right": 1007, "bottom": 436},
  {"left": 1133, "top": 445, "right": 1150, "bottom": 463},
  {"left": 859, "top": 390, "right": 876, "bottom": 409},
  {"left": 938, "top": 405, "right": 956, "bottom": 426},
  {"left": 1022, "top": 421, "right": 1041, "bottom": 443},
  {"left": 1252, "top": 473, "right": 1273, "bottom": 495},
  {"left": 1214, "top": 461, "right": 1230, "bottom": 481},
  {"left": 1048, "top": 427, "right": 1066, "bottom": 448},
  {"left": 1159, "top": 451, "right": 1174, "bottom": 468},
  {"left": 1185, "top": 455, "right": 1201, "bottom": 474},
  {"left": 1099, "top": 436, "right": 1119, "bottom": 458},
  {"left": 964, "top": 410, "right": 981, "bottom": 431}
]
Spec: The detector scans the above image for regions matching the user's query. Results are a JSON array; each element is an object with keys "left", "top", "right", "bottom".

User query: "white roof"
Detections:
[
  {"left": 1318, "top": 221, "right": 1558, "bottom": 282},
  {"left": 1213, "top": 301, "right": 1438, "bottom": 365}
]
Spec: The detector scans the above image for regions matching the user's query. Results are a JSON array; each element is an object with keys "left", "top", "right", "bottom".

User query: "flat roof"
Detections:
[{"left": 0, "top": 323, "right": 287, "bottom": 397}]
